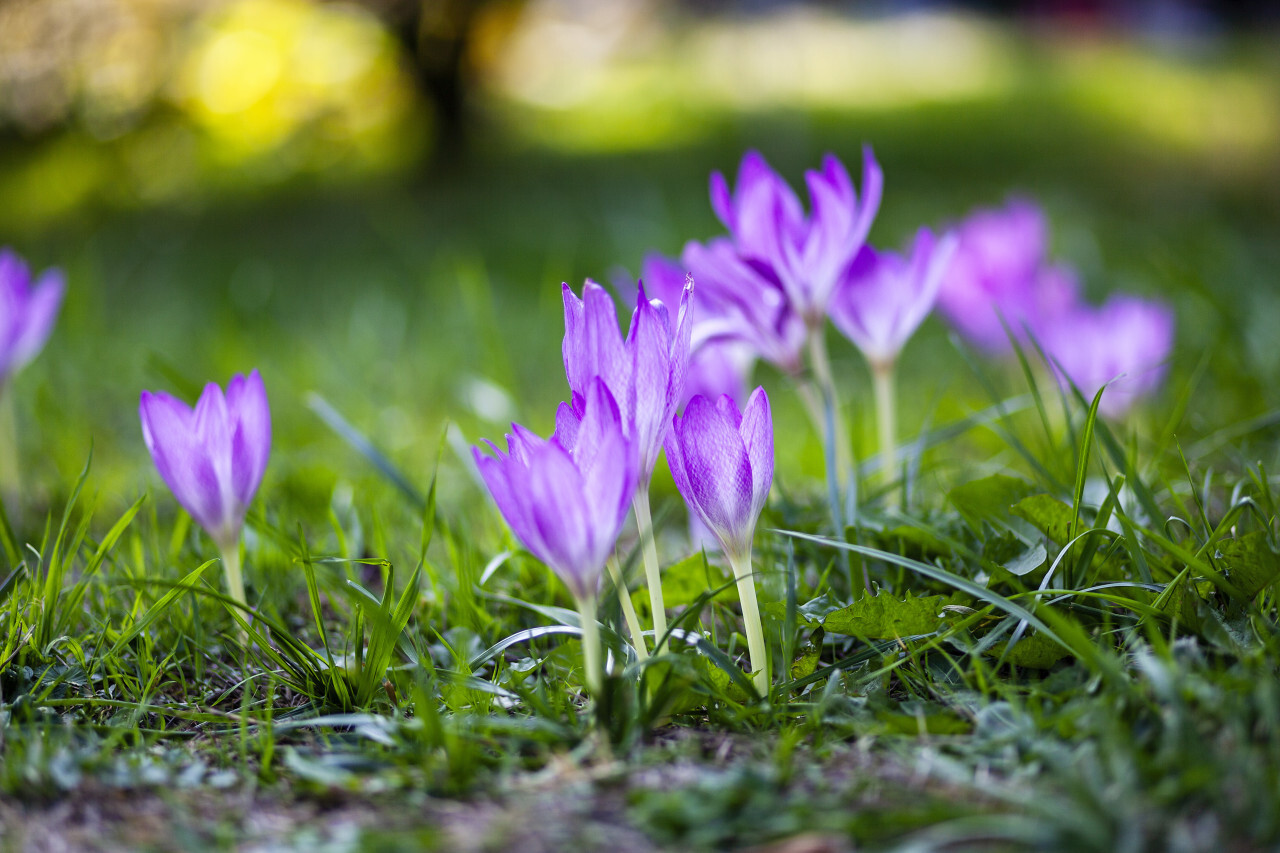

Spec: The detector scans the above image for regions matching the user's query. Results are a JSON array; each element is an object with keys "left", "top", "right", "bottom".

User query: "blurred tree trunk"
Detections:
[{"left": 351, "top": 0, "right": 494, "bottom": 164}]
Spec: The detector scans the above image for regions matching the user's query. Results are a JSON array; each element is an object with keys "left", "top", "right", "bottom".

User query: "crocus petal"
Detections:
[
  {"left": 9, "top": 268, "right": 65, "bottom": 374},
  {"left": 140, "top": 390, "right": 228, "bottom": 542},
  {"left": 628, "top": 283, "right": 675, "bottom": 473},
  {"left": 225, "top": 370, "right": 271, "bottom": 509},
  {"left": 672, "top": 396, "right": 754, "bottom": 554},
  {"left": 739, "top": 387, "right": 774, "bottom": 518}
]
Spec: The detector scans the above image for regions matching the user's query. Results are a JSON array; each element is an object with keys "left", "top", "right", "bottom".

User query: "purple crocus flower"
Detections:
[
  {"left": 475, "top": 378, "right": 638, "bottom": 602},
  {"left": 936, "top": 198, "right": 1051, "bottom": 352},
  {"left": 681, "top": 238, "right": 807, "bottom": 374},
  {"left": 562, "top": 278, "right": 692, "bottom": 482},
  {"left": 664, "top": 388, "right": 774, "bottom": 562},
  {"left": 828, "top": 228, "right": 958, "bottom": 369},
  {"left": 636, "top": 253, "right": 757, "bottom": 407},
  {"left": 0, "top": 248, "right": 65, "bottom": 383},
  {"left": 140, "top": 371, "right": 272, "bottom": 551},
  {"left": 1041, "top": 295, "right": 1175, "bottom": 418},
  {"left": 710, "top": 148, "right": 883, "bottom": 325}
]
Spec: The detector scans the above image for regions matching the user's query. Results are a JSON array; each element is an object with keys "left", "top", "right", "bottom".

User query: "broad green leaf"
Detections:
[
  {"left": 1218, "top": 531, "right": 1280, "bottom": 602},
  {"left": 990, "top": 632, "right": 1071, "bottom": 670},
  {"left": 823, "top": 592, "right": 961, "bottom": 638},
  {"left": 948, "top": 474, "right": 1037, "bottom": 529},
  {"left": 1011, "top": 494, "right": 1075, "bottom": 545},
  {"left": 631, "top": 551, "right": 726, "bottom": 614}
]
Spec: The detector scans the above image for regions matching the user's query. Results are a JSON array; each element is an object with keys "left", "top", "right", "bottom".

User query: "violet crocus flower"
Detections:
[
  {"left": 475, "top": 379, "right": 638, "bottom": 693},
  {"left": 1040, "top": 295, "right": 1175, "bottom": 418},
  {"left": 562, "top": 279, "right": 692, "bottom": 483},
  {"left": 665, "top": 387, "right": 774, "bottom": 693},
  {"left": 140, "top": 370, "right": 271, "bottom": 609},
  {"left": 710, "top": 148, "right": 882, "bottom": 325},
  {"left": 829, "top": 228, "right": 958, "bottom": 370},
  {"left": 681, "top": 238, "right": 806, "bottom": 374},
  {"left": 478, "top": 378, "right": 637, "bottom": 604},
  {"left": 636, "top": 253, "right": 757, "bottom": 407},
  {"left": 0, "top": 248, "right": 66, "bottom": 384},
  {"left": 937, "top": 198, "right": 1050, "bottom": 352}
]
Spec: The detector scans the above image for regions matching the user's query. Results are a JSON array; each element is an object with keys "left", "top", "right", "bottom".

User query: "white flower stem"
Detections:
[
  {"left": 728, "top": 549, "right": 770, "bottom": 697},
  {"left": 607, "top": 554, "right": 649, "bottom": 661},
  {"left": 576, "top": 592, "right": 603, "bottom": 697},
  {"left": 872, "top": 359, "right": 898, "bottom": 506},
  {"left": 632, "top": 488, "right": 668, "bottom": 656}
]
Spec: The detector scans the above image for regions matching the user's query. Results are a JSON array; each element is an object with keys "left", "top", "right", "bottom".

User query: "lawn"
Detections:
[{"left": 2, "top": 16, "right": 1280, "bottom": 852}]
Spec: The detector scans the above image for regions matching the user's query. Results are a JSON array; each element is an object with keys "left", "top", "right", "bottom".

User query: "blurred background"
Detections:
[{"left": 1, "top": 0, "right": 1279, "bottom": 521}]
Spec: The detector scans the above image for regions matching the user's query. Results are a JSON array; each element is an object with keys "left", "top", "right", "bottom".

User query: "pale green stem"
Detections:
[
  {"left": 872, "top": 359, "right": 898, "bottom": 506},
  {"left": 632, "top": 488, "right": 668, "bottom": 656},
  {"left": 0, "top": 389, "right": 19, "bottom": 507},
  {"left": 806, "top": 329, "right": 851, "bottom": 491},
  {"left": 220, "top": 543, "right": 248, "bottom": 613},
  {"left": 607, "top": 554, "right": 649, "bottom": 661},
  {"left": 728, "top": 549, "right": 770, "bottom": 697},
  {"left": 795, "top": 379, "right": 826, "bottom": 444},
  {"left": 576, "top": 592, "right": 603, "bottom": 697}
]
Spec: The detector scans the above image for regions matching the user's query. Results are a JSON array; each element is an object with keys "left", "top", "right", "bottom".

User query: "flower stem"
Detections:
[
  {"left": 0, "top": 389, "right": 20, "bottom": 507},
  {"left": 806, "top": 328, "right": 851, "bottom": 496},
  {"left": 607, "top": 554, "right": 649, "bottom": 661},
  {"left": 632, "top": 489, "right": 668, "bottom": 656},
  {"left": 728, "top": 550, "right": 770, "bottom": 697},
  {"left": 872, "top": 359, "right": 898, "bottom": 505},
  {"left": 576, "top": 592, "right": 603, "bottom": 697},
  {"left": 221, "top": 544, "right": 248, "bottom": 613}
]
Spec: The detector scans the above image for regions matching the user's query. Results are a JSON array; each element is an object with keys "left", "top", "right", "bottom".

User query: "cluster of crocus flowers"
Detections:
[
  {"left": 938, "top": 199, "right": 1175, "bottom": 417},
  {"left": 560, "top": 278, "right": 692, "bottom": 655},
  {"left": 649, "top": 149, "right": 962, "bottom": 514},
  {"left": 140, "top": 371, "right": 272, "bottom": 611}
]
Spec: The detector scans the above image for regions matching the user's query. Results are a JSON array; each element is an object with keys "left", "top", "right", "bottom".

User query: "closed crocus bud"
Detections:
[
  {"left": 562, "top": 279, "right": 692, "bottom": 483},
  {"left": 829, "top": 228, "right": 958, "bottom": 370},
  {"left": 665, "top": 387, "right": 775, "bottom": 693},
  {"left": 1041, "top": 295, "right": 1175, "bottom": 419},
  {"left": 0, "top": 248, "right": 65, "bottom": 384},
  {"left": 936, "top": 198, "right": 1050, "bottom": 352},
  {"left": 140, "top": 371, "right": 271, "bottom": 553},
  {"left": 664, "top": 388, "right": 774, "bottom": 563},
  {"left": 476, "top": 378, "right": 638, "bottom": 604},
  {"left": 710, "top": 148, "right": 882, "bottom": 325}
]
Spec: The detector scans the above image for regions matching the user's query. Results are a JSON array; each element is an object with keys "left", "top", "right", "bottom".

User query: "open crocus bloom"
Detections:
[
  {"left": 936, "top": 198, "right": 1051, "bottom": 352},
  {"left": 0, "top": 248, "right": 66, "bottom": 383},
  {"left": 476, "top": 379, "right": 638, "bottom": 602},
  {"left": 139, "top": 370, "right": 272, "bottom": 551},
  {"left": 664, "top": 388, "right": 774, "bottom": 562},
  {"left": 829, "top": 228, "right": 958, "bottom": 369},
  {"left": 710, "top": 148, "right": 883, "bottom": 325},
  {"left": 636, "top": 253, "right": 757, "bottom": 407},
  {"left": 1040, "top": 295, "right": 1175, "bottom": 418},
  {"left": 681, "top": 238, "right": 806, "bottom": 374},
  {"left": 561, "top": 279, "right": 692, "bottom": 482}
]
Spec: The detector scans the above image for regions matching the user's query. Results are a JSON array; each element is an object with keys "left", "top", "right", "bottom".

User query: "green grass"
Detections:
[{"left": 3, "top": 36, "right": 1280, "bottom": 851}]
